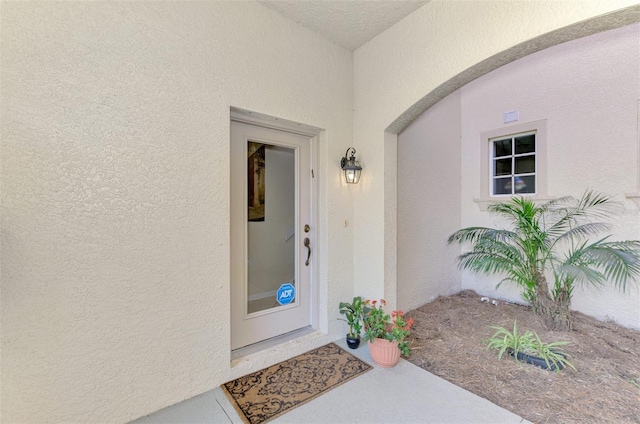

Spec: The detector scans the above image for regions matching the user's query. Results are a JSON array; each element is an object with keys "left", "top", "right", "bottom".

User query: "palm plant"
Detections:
[{"left": 448, "top": 191, "right": 640, "bottom": 331}]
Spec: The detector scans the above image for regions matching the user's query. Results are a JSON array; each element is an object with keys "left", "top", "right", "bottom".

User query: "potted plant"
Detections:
[
  {"left": 362, "top": 299, "right": 415, "bottom": 367},
  {"left": 483, "top": 320, "right": 575, "bottom": 372},
  {"left": 338, "top": 296, "right": 364, "bottom": 349}
]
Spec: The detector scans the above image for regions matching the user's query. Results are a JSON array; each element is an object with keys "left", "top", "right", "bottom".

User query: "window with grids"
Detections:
[{"left": 490, "top": 132, "right": 536, "bottom": 195}]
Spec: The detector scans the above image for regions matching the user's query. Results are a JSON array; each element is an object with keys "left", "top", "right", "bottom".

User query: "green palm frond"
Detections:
[
  {"left": 447, "top": 227, "right": 517, "bottom": 244},
  {"left": 582, "top": 241, "right": 640, "bottom": 291},
  {"left": 558, "top": 238, "right": 640, "bottom": 291},
  {"left": 489, "top": 198, "right": 541, "bottom": 235},
  {"left": 545, "top": 192, "right": 620, "bottom": 240},
  {"left": 537, "top": 195, "right": 574, "bottom": 213},
  {"left": 457, "top": 238, "right": 534, "bottom": 288},
  {"left": 573, "top": 190, "right": 620, "bottom": 219},
  {"left": 457, "top": 251, "right": 515, "bottom": 276},
  {"left": 557, "top": 263, "right": 606, "bottom": 287},
  {"left": 555, "top": 222, "right": 612, "bottom": 242},
  {"left": 447, "top": 227, "right": 492, "bottom": 244},
  {"left": 448, "top": 190, "right": 640, "bottom": 314}
]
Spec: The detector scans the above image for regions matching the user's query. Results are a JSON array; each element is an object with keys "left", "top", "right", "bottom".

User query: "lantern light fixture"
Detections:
[{"left": 340, "top": 147, "right": 362, "bottom": 184}]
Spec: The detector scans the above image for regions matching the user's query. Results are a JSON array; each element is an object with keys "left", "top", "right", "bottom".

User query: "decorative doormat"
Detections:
[{"left": 221, "top": 343, "right": 372, "bottom": 424}]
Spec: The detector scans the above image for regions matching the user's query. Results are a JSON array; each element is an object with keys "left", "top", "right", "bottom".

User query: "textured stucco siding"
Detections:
[
  {"left": 353, "top": 0, "right": 640, "bottom": 307},
  {"left": 397, "top": 90, "right": 462, "bottom": 311},
  {"left": 1, "top": 2, "right": 353, "bottom": 422},
  {"left": 459, "top": 23, "right": 640, "bottom": 328},
  {"left": 397, "top": 23, "right": 640, "bottom": 329},
  {"left": 3, "top": 0, "right": 640, "bottom": 422}
]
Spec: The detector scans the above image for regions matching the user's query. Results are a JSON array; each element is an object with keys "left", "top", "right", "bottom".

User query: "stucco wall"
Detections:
[
  {"left": 459, "top": 23, "right": 640, "bottom": 329},
  {"left": 353, "top": 0, "right": 640, "bottom": 308},
  {"left": 396, "top": 22, "right": 640, "bottom": 328},
  {"left": 397, "top": 90, "right": 462, "bottom": 311},
  {"left": 4, "top": 1, "right": 640, "bottom": 422},
  {"left": 1, "top": 2, "right": 354, "bottom": 422}
]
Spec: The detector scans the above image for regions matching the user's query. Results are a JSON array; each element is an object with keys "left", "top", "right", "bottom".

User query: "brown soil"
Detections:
[{"left": 405, "top": 290, "right": 640, "bottom": 424}]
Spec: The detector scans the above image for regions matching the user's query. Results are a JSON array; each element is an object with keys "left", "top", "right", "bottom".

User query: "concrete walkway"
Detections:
[{"left": 132, "top": 339, "right": 530, "bottom": 424}]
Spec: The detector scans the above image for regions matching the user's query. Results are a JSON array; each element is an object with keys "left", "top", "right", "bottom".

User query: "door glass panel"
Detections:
[{"left": 247, "top": 142, "right": 296, "bottom": 314}]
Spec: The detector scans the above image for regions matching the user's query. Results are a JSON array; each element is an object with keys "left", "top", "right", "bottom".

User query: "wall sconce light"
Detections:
[{"left": 340, "top": 147, "right": 362, "bottom": 184}]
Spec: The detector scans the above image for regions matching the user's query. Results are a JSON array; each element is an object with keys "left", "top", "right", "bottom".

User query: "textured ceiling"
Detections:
[{"left": 257, "top": 0, "right": 430, "bottom": 51}]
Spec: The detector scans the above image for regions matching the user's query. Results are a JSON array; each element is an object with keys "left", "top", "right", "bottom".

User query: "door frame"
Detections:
[{"left": 230, "top": 107, "right": 320, "bottom": 346}]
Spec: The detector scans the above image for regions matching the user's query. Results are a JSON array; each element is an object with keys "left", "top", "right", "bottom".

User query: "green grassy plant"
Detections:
[
  {"left": 531, "top": 332, "right": 576, "bottom": 371},
  {"left": 484, "top": 320, "right": 575, "bottom": 372},
  {"left": 484, "top": 320, "right": 535, "bottom": 360}
]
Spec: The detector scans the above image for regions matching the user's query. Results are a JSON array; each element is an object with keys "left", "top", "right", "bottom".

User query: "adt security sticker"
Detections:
[{"left": 276, "top": 283, "right": 295, "bottom": 305}]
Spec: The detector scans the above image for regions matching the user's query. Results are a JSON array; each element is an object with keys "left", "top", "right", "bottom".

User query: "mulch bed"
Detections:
[{"left": 405, "top": 290, "right": 640, "bottom": 424}]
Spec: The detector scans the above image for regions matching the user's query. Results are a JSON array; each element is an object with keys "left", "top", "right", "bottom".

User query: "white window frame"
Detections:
[
  {"left": 625, "top": 99, "right": 640, "bottom": 210},
  {"left": 489, "top": 130, "right": 537, "bottom": 197},
  {"left": 475, "top": 120, "right": 551, "bottom": 210}
]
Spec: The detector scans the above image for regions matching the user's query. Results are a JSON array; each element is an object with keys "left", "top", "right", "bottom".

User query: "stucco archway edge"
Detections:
[
  {"left": 352, "top": 2, "right": 640, "bottom": 307},
  {"left": 387, "top": 4, "right": 640, "bottom": 135}
]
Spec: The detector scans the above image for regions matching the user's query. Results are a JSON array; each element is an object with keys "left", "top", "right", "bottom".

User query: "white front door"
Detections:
[{"left": 230, "top": 120, "right": 313, "bottom": 350}]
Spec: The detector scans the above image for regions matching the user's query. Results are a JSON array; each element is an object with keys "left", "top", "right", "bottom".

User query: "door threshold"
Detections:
[{"left": 231, "top": 326, "right": 315, "bottom": 362}]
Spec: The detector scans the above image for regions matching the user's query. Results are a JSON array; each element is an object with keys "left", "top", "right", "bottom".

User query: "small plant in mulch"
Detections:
[{"left": 483, "top": 320, "right": 575, "bottom": 372}]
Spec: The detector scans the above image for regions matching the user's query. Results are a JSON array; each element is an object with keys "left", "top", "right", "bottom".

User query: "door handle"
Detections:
[{"left": 304, "top": 237, "right": 311, "bottom": 266}]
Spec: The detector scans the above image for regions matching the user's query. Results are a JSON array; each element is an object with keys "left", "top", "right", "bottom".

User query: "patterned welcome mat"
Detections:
[{"left": 221, "top": 343, "right": 372, "bottom": 424}]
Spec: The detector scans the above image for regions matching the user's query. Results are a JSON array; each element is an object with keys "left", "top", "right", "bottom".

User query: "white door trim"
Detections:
[
  {"left": 230, "top": 110, "right": 319, "bottom": 351},
  {"left": 231, "top": 107, "right": 321, "bottom": 137}
]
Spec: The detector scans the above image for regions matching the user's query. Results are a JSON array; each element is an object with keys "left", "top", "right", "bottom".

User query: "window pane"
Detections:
[
  {"left": 515, "top": 175, "right": 535, "bottom": 194},
  {"left": 515, "top": 155, "right": 535, "bottom": 174},
  {"left": 493, "top": 177, "right": 511, "bottom": 195},
  {"left": 493, "top": 139, "right": 511, "bottom": 157},
  {"left": 515, "top": 134, "right": 535, "bottom": 154},
  {"left": 494, "top": 158, "right": 512, "bottom": 176}
]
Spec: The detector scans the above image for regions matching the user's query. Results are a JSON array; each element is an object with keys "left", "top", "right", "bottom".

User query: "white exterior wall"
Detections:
[
  {"left": 397, "top": 22, "right": 640, "bottom": 328},
  {"left": 460, "top": 24, "right": 640, "bottom": 328},
  {"left": 3, "top": 1, "right": 640, "bottom": 423},
  {"left": 397, "top": 91, "right": 462, "bottom": 311},
  {"left": 353, "top": 0, "right": 640, "bottom": 308},
  {"left": 1, "top": 2, "right": 354, "bottom": 423}
]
